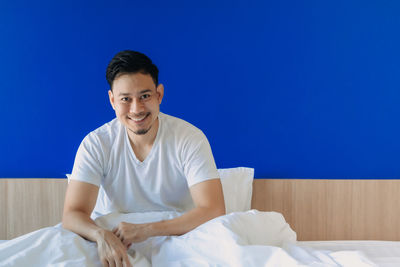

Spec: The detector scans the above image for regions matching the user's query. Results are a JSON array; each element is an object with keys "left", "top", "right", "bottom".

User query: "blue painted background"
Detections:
[{"left": 1, "top": 1, "right": 399, "bottom": 178}]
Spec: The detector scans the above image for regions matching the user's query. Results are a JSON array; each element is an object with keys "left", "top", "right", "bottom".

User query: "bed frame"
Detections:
[{"left": 1, "top": 178, "right": 399, "bottom": 241}]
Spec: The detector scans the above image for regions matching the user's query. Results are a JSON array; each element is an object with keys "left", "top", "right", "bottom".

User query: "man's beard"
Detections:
[
  {"left": 134, "top": 127, "right": 151, "bottom": 135},
  {"left": 128, "top": 112, "right": 152, "bottom": 135}
]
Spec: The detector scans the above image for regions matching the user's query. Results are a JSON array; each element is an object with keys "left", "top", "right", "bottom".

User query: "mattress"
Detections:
[{"left": 297, "top": 240, "right": 400, "bottom": 267}]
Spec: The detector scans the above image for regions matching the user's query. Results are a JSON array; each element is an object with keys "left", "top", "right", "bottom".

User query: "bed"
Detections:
[
  {"left": 1, "top": 171, "right": 400, "bottom": 266},
  {"left": 252, "top": 178, "right": 400, "bottom": 267}
]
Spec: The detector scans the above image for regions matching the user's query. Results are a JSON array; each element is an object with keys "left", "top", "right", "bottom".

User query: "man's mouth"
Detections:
[{"left": 128, "top": 113, "right": 149, "bottom": 123}]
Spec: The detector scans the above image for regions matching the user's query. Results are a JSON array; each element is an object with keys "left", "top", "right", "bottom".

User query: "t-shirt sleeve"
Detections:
[
  {"left": 181, "top": 131, "right": 220, "bottom": 187},
  {"left": 69, "top": 133, "right": 104, "bottom": 187}
]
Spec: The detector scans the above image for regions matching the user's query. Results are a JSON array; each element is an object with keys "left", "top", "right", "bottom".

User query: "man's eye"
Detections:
[
  {"left": 140, "top": 94, "right": 151, "bottom": 100},
  {"left": 121, "top": 97, "right": 130, "bottom": 102}
]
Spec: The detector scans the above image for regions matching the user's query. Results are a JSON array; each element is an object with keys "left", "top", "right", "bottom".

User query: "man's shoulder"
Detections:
[
  {"left": 84, "top": 118, "right": 121, "bottom": 146},
  {"left": 160, "top": 112, "right": 204, "bottom": 137},
  {"left": 92, "top": 118, "right": 120, "bottom": 134}
]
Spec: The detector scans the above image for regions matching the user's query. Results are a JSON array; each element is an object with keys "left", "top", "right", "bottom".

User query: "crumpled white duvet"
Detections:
[{"left": 0, "top": 210, "right": 377, "bottom": 267}]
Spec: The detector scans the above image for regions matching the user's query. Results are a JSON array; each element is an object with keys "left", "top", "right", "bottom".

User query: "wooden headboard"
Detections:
[
  {"left": 1, "top": 178, "right": 400, "bottom": 241},
  {"left": 1, "top": 179, "right": 67, "bottom": 240},
  {"left": 252, "top": 179, "right": 400, "bottom": 241}
]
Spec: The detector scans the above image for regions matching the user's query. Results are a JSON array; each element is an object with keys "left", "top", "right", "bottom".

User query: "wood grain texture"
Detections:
[
  {"left": 251, "top": 179, "right": 400, "bottom": 241},
  {"left": 0, "top": 179, "right": 68, "bottom": 240},
  {"left": 2, "top": 178, "right": 400, "bottom": 241},
  {"left": 0, "top": 180, "right": 7, "bottom": 240}
]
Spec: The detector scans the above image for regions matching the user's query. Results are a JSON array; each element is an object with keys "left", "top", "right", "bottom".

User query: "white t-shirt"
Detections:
[{"left": 70, "top": 112, "right": 219, "bottom": 219}]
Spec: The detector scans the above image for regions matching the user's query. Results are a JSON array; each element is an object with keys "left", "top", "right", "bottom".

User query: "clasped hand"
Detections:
[
  {"left": 113, "top": 222, "right": 152, "bottom": 247},
  {"left": 95, "top": 222, "right": 152, "bottom": 267}
]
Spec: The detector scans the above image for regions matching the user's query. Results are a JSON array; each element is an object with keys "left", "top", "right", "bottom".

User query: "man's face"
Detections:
[{"left": 108, "top": 72, "right": 164, "bottom": 136}]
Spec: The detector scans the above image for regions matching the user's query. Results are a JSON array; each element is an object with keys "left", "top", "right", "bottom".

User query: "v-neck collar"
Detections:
[{"left": 124, "top": 113, "right": 162, "bottom": 165}]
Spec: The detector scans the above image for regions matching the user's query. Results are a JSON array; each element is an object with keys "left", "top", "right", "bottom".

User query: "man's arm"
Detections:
[
  {"left": 113, "top": 178, "right": 225, "bottom": 246},
  {"left": 62, "top": 180, "right": 132, "bottom": 267},
  {"left": 62, "top": 180, "right": 101, "bottom": 241}
]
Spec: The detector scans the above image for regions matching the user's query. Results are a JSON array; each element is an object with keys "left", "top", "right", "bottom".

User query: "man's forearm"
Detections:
[
  {"left": 149, "top": 206, "right": 225, "bottom": 237},
  {"left": 62, "top": 211, "right": 105, "bottom": 242}
]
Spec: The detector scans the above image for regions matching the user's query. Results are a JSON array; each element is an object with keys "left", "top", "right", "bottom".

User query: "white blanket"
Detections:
[{"left": 0, "top": 210, "right": 376, "bottom": 267}]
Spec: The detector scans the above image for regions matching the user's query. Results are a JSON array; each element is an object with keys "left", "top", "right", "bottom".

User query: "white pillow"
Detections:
[{"left": 218, "top": 167, "right": 254, "bottom": 214}]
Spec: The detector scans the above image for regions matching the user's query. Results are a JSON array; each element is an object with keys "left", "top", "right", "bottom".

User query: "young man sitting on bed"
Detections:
[{"left": 62, "top": 50, "right": 225, "bottom": 267}]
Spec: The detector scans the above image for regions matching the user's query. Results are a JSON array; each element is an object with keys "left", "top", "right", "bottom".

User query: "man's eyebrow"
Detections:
[
  {"left": 139, "top": 89, "right": 152, "bottom": 94},
  {"left": 118, "top": 92, "right": 131, "bottom": 96},
  {"left": 118, "top": 89, "right": 153, "bottom": 96}
]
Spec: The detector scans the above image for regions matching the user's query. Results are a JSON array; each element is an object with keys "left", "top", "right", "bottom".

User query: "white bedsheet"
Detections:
[
  {"left": 298, "top": 241, "right": 400, "bottom": 267},
  {"left": 0, "top": 210, "right": 377, "bottom": 266},
  {"left": 0, "top": 224, "right": 150, "bottom": 267}
]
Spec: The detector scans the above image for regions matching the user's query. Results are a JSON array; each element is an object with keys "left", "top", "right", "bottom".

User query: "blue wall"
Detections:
[{"left": 1, "top": 1, "right": 400, "bottom": 178}]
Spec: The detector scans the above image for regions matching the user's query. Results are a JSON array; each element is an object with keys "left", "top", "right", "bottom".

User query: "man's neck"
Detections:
[{"left": 127, "top": 118, "right": 159, "bottom": 149}]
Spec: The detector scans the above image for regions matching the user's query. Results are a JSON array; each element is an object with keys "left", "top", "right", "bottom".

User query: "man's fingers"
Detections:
[
  {"left": 122, "top": 239, "right": 130, "bottom": 247},
  {"left": 101, "top": 258, "right": 108, "bottom": 267},
  {"left": 97, "top": 230, "right": 131, "bottom": 267},
  {"left": 115, "top": 258, "right": 123, "bottom": 267},
  {"left": 122, "top": 253, "right": 132, "bottom": 267},
  {"left": 113, "top": 229, "right": 121, "bottom": 239},
  {"left": 108, "top": 259, "right": 115, "bottom": 267}
]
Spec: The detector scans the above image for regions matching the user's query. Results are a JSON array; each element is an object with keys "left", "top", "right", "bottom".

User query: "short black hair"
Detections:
[{"left": 106, "top": 50, "right": 159, "bottom": 90}]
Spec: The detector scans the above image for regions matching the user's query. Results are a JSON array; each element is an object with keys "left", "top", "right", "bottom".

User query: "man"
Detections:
[{"left": 62, "top": 50, "right": 225, "bottom": 267}]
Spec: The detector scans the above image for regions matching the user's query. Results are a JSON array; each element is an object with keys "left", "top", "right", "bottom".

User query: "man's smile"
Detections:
[{"left": 128, "top": 113, "right": 150, "bottom": 123}]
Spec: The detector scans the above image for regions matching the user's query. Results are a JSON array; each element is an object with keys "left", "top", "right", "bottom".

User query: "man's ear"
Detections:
[
  {"left": 156, "top": 84, "right": 164, "bottom": 104},
  {"left": 108, "top": 90, "right": 116, "bottom": 110}
]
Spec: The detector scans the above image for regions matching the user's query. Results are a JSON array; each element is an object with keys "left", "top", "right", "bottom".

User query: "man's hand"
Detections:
[
  {"left": 95, "top": 228, "right": 132, "bottom": 267},
  {"left": 113, "top": 222, "right": 153, "bottom": 247}
]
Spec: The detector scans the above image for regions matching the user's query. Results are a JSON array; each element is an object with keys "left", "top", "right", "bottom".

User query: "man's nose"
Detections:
[{"left": 130, "top": 98, "right": 145, "bottom": 114}]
